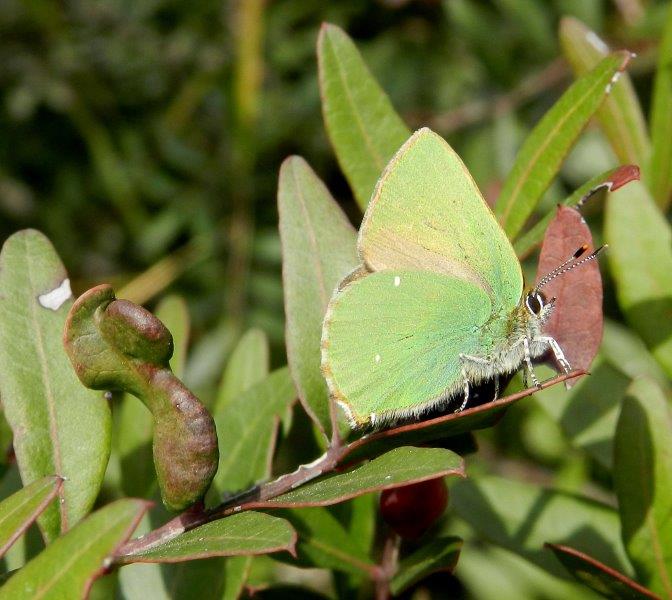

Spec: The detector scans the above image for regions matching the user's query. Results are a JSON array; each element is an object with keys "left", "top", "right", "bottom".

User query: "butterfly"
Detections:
[{"left": 321, "top": 128, "right": 600, "bottom": 428}]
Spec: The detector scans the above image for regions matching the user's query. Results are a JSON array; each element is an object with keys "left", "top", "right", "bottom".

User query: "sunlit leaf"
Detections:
[
  {"left": 118, "top": 512, "right": 296, "bottom": 564},
  {"left": 452, "top": 475, "right": 633, "bottom": 580},
  {"left": 262, "top": 447, "right": 464, "bottom": 508},
  {"left": 615, "top": 378, "right": 672, "bottom": 598},
  {"left": 318, "top": 23, "right": 410, "bottom": 209},
  {"left": 0, "top": 230, "right": 112, "bottom": 541},
  {"left": 0, "top": 499, "right": 148, "bottom": 599},
  {"left": 0, "top": 476, "right": 62, "bottom": 558},
  {"left": 559, "top": 17, "right": 649, "bottom": 169},
  {"left": 605, "top": 181, "right": 672, "bottom": 378},
  {"left": 278, "top": 156, "right": 358, "bottom": 438},
  {"left": 649, "top": 4, "right": 672, "bottom": 208},
  {"left": 495, "top": 51, "right": 631, "bottom": 239}
]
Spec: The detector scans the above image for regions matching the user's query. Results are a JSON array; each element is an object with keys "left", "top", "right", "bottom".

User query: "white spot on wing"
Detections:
[
  {"left": 38, "top": 278, "right": 71, "bottom": 311},
  {"left": 393, "top": 276, "right": 401, "bottom": 287},
  {"left": 375, "top": 354, "right": 381, "bottom": 364}
]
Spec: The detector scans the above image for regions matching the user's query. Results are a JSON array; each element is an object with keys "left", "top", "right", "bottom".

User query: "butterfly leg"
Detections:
[
  {"left": 458, "top": 353, "right": 492, "bottom": 412},
  {"left": 523, "top": 338, "right": 541, "bottom": 389},
  {"left": 536, "top": 336, "right": 572, "bottom": 374}
]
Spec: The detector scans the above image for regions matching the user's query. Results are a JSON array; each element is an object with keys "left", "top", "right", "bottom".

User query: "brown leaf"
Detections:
[{"left": 536, "top": 206, "right": 603, "bottom": 383}]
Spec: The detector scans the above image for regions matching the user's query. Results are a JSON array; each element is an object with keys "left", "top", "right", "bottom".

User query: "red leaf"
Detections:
[{"left": 536, "top": 206, "right": 603, "bottom": 383}]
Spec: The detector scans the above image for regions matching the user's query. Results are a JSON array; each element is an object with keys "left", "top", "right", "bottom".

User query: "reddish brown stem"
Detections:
[{"left": 115, "top": 370, "right": 584, "bottom": 558}]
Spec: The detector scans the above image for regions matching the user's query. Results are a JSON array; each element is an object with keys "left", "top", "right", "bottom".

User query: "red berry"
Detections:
[{"left": 379, "top": 477, "right": 448, "bottom": 539}]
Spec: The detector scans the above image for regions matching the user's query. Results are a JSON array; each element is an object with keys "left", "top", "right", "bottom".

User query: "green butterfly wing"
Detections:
[
  {"left": 322, "top": 270, "right": 491, "bottom": 426},
  {"left": 358, "top": 127, "right": 523, "bottom": 313}
]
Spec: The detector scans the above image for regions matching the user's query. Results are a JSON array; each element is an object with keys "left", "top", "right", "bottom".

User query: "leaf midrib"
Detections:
[{"left": 25, "top": 237, "right": 67, "bottom": 532}]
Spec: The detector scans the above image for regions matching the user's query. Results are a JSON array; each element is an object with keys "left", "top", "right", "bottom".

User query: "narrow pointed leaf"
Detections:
[
  {"left": 649, "top": 5, "right": 672, "bottom": 208},
  {"left": 605, "top": 181, "right": 672, "bottom": 378},
  {"left": 213, "top": 368, "right": 296, "bottom": 495},
  {"left": 615, "top": 378, "right": 672, "bottom": 598},
  {"left": 390, "top": 537, "right": 463, "bottom": 596},
  {"left": 118, "top": 512, "right": 296, "bottom": 564},
  {"left": 262, "top": 447, "right": 464, "bottom": 508},
  {"left": 547, "top": 543, "right": 661, "bottom": 600},
  {"left": 495, "top": 51, "right": 631, "bottom": 239},
  {"left": 0, "top": 230, "right": 112, "bottom": 541},
  {"left": 0, "top": 499, "right": 148, "bottom": 600},
  {"left": 278, "top": 156, "right": 358, "bottom": 438},
  {"left": 452, "top": 475, "right": 633, "bottom": 580},
  {"left": 514, "top": 164, "right": 640, "bottom": 257},
  {"left": 559, "top": 17, "right": 649, "bottom": 169},
  {"left": 0, "top": 476, "right": 62, "bottom": 558},
  {"left": 318, "top": 23, "right": 410, "bottom": 209},
  {"left": 215, "top": 328, "right": 269, "bottom": 414}
]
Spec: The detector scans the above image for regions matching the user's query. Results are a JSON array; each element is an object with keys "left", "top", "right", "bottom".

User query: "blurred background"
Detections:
[{"left": 0, "top": 0, "right": 667, "bottom": 393}]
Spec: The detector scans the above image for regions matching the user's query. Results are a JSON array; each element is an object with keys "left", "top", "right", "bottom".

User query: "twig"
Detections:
[
  {"left": 374, "top": 530, "right": 400, "bottom": 600},
  {"left": 115, "top": 369, "right": 585, "bottom": 557}
]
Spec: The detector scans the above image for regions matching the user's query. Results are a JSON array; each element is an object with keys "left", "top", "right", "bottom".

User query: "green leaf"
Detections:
[
  {"left": 495, "top": 51, "right": 631, "bottom": 239},
  {"left": 278, "top": 156, "right": 358, "bottom": 439},
  {"left": 514, "top": 165, "right": 640, "bottom": 258},
  {"left": 615, "top": 378, "right": 672, "bottom": 598},
  {"left": 317, "top": 23, "right": 410, "bottom": 209},
  {"left": 0, "top": 476, "right": 62, "bottom": 558},
  {"left": 649, "top": 4, "right": 672, "bottom": 208},
  {"left": 0, "top": 498, "right": 148, "bottom": 600},
  {"left": 452, "top": 475, "right": 633, "bottom": 580},
  {"left": 64, "top": 284, "right": 218, "bottom": 511},
  {"left": 535, "top": 357, "right": 630, "bottom": 470},
  {"left": 155, "top": 295, "right": 190, "bottom": 379},
  {"left": 213, "top": 367, "right": 296, "bottom": 496},
  {"left": 119, "top": 512, "right": 296, "bottom": 564},
  {"left": 264, "top": 447, "right": 464, "bottom": 507},
  {"left": 278, "top": 507, "right": 375, "bottom": 576},
  {"left": 0, "top": 230, "right": 112, "bottom": 542},
  {"left": 390, "top": 537, "right": 463, "bottom": 596},
  {"left": 559, "top": 17, "right": 650, "bottom": 169},
  {"left": 547, "top": 543, "right": 661, "bottom": 600},
  {"left": 605, "top": 181, "right": 672, "bottom": 378},
  {"left": 215, "top": 328, "right": 269, "bottom": 415}
]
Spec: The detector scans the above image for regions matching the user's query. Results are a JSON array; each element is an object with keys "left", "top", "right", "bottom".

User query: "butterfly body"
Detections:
[{"left": 321, "top": 128, "right": 569, "bottom": 428}]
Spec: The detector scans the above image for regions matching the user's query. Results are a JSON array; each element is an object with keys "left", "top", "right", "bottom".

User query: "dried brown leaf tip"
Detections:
[
  {"left": 64, "top": 284, "right": 218, "bottom": 511},
  {"left": 536, "top": 206, "right": 603, "bottom": 383}
]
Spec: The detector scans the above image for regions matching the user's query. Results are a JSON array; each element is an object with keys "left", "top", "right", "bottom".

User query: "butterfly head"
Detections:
[{"left": 528, "top": 243, "right": 606, "bottom": 325}]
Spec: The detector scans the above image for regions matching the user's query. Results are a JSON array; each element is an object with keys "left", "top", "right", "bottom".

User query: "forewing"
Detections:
[
  {"left": 359, "top": 128, "right": 523, "bottom": 312},
  {"left": 322, "top": 270, "right": 491, "bottom": 426}
]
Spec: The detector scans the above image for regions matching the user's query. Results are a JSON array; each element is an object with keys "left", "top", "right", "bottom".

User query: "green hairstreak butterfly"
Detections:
[{"left": 321, "top": 128, "right": 601, "bottom": 427}]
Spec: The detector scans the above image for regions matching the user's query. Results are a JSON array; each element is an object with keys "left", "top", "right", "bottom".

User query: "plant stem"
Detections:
[{"left": 115, "top": 370, "right": 584, "bottom": 558}]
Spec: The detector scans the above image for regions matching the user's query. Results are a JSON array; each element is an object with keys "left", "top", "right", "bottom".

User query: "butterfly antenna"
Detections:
[{"left": 535, "top": 244, "right": 606, "bottom": 292}]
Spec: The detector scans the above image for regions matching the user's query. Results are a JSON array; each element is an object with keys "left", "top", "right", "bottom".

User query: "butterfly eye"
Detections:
[{"left": 525, "top": 291, "right": 546, "bottom": 315}]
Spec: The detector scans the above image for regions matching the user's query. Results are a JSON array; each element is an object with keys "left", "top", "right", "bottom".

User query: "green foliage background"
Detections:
[{"left": 1, "top": 1, "right": 672, "bottom": 598}]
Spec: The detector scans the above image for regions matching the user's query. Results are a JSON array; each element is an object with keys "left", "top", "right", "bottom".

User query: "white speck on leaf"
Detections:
[
  {"left": 605, "top": 71, "right": 622, "bottom": 95},
  {"left": 38, "top": 278, "right": 71, "bottom": 310},
  {"left": 375, "top": 354, "right": 381, "bottom": 363},
  {"left": 393, "top": 276, "right": 401, "bottom": 287}
]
